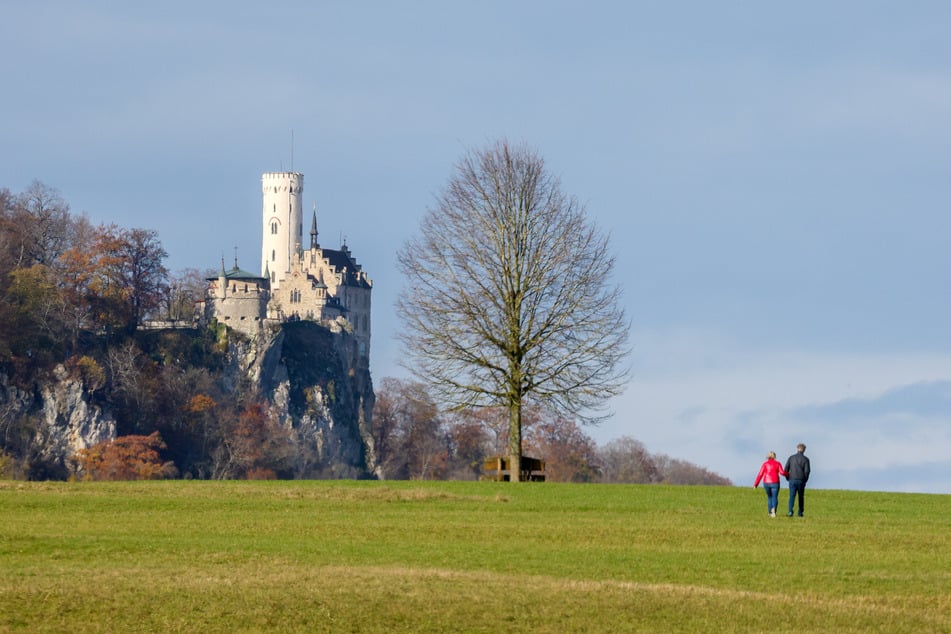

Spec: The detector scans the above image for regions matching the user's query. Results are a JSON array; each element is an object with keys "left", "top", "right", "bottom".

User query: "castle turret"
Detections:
[
  {"left": 261, "top": 172, "right": 303, "bottom": 289},
  {"left": 216, "top": 257, "right": 227, "bottom": 300}
]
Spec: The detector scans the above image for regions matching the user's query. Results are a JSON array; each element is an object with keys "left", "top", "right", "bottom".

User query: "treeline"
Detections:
[
  {"left": 373, "top": 377, "right": 731, "bottom": 485},
  {"left": 0, "top": 181, "right": 206, "bottom": 378}
]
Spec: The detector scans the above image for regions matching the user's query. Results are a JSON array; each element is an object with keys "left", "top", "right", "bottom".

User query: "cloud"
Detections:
[
  {"left": 822, "top": 460, "right": 951, "bottom": 494},
  {"left": 794, "top": 380, "right": 951, "bottom": 422}
]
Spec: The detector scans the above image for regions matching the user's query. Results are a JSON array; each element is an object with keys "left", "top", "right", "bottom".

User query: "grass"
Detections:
[{"left": 1, "top": 480, "right": 949, "bottom": 633}]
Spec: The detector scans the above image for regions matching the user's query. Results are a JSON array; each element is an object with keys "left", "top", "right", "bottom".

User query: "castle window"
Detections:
[
  {"left": 271, "top": 222, "right": 278, "bottom": 234},
  {"left": 272, "top": 250, "right": 276, "bottom": 262}
]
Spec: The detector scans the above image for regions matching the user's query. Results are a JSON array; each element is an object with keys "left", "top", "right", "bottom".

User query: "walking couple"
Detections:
[{"left": 754, "top": 444, "right": 810, "bottom": 517}]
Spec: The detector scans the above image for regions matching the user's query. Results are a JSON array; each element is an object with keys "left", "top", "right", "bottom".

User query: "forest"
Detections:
[{"left": 0, "top": 181, "right": 730, "bottom": 485}]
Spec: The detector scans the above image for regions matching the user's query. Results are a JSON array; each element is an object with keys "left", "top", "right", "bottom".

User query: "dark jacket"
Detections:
[{"left": 785, "top": 451, "right": 810, "bottom": 482}]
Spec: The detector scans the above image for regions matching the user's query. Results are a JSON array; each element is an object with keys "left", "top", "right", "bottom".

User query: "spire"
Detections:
[
  {"left": 310, "top": 202, "right": 319, "bottom": 249},
  {"left": 217, "top": 255, "right": 227, "bottom": 300}
]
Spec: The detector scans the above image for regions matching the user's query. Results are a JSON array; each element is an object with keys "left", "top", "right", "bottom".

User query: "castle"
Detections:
[{"left": 203, "top": 171, "right": 372, "bottom": 361}]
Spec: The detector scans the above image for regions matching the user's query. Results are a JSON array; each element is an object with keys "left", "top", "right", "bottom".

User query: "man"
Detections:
[{"left": 784, "top": 443, "right": 810, "bottom": 517}]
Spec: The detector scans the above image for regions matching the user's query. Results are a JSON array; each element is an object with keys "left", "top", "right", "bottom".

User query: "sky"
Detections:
[{"left": 3, "top": 2, "right": 950, "bottom": 493}]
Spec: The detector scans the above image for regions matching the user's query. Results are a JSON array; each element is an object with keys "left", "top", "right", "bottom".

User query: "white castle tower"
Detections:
[{"left": 261, "top": 172, "right": 304, "bottom": 289}]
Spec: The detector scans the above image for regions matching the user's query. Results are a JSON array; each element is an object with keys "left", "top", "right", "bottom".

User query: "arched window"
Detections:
[{"left": 271, "top": 222, "right": 278, "bottom": 234}]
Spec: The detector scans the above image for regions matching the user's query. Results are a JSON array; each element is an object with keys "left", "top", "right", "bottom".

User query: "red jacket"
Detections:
[{"left": 754, "top": 459, "right": 786, "bottom": 487}]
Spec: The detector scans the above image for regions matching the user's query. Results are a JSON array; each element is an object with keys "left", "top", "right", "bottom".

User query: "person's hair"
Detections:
[
  {"left": 767, "top": 451, "right": 776, "bottom": 459},
  {"left": 797, "top": 443, "right": 806, "bottom": 452}
]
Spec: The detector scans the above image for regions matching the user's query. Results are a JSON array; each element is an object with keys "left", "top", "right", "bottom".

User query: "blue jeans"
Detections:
[
  {"left": 788, "top": 480, "right": 805, "bottom": 516},
  {"left": 764, "top": 483, "right": 779, "bottom": 513}
]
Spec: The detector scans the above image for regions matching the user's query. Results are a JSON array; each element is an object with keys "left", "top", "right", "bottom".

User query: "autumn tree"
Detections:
[
  {"left": 211, "top": 401, "right": 293, "bottom": 480},
  {"left": 73, "top": 432, "right": 178, "bottom": 481},
  {"left": 90, "top": 226, "right": 168, "bottom": 334},
  {"left": 397, "top": 140, "right": 630, "bottom": 480},
  {"left": 0, "top": 183, "right": 72, "bottom": 368},
  {"left": 2, "top": 265, "right": 66, "bottom": 370},
  {"left": 0, "top": 188, "right": 19, "bottom": 279}
]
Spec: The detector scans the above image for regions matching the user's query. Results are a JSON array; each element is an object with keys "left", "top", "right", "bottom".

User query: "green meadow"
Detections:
[{"left": 1, "top": 481, "right": 948, "bottom": 633}]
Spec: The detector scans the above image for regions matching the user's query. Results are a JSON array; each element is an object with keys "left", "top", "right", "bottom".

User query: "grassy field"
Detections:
[{"left": 1, "top": 480, "right": 949, "bottom": 633}]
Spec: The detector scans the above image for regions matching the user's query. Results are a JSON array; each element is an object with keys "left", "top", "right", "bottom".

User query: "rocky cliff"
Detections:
[
  {"left": 235, "top": 321, "right": 378, "bottom": 478},
  {"left": 0, "top": 368, "right": 115, "bottom": 479},
  {"left": 0, "top": 321, "right": 377, "bottom": 480}
]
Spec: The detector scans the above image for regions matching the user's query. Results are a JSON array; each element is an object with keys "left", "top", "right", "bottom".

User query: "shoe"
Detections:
[
  {"left": 769, "top": 510, "right": 776, "bottom": 517},
  {"left": 787, "top": 512, "right": 793, "bottom": 517}
]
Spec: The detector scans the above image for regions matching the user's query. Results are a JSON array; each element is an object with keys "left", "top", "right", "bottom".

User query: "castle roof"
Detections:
[
  {"left": 208, "top": 264, "right": 267, "bottom": 282},
  {"left": 226, "top": 267, "right": 263, "bottom": 280},
  {"left": 323, "top": 246, "right": 372, "bottom": 289}
]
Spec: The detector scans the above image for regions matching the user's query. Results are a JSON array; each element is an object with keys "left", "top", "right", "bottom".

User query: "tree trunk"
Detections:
[
  {"left": 508, "top": 402, "right": 522, "bottom": 482},
  {"left": 508, "top": 453, "right": 521, "bottom": 482}
]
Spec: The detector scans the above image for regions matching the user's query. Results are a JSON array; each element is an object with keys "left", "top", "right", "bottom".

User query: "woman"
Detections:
[{"left": 754, "top": 451, "right": 787, "bottom": 517}]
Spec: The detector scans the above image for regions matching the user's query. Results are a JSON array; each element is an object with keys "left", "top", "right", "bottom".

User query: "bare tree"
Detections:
[
  {"left": 523, "top": 408, "right": 600, "bottom": 483},
  {"left": 597, "top": 436, "right": 661, "bottom": 484},
  {"left": 12, "top": 181, "right": 71, "bottom": 268},
  {"left": 373, "top": 378, "right": 448, "bottom": 480},
  {"left": 396, "top": 140, "right": 630, "bottom": 480},
  {"left": 163, "top": 267, "right": 209, "bottom": 321},
  {"left": 653, "top": 454, "right": 733, "bottom": 486},
  {"left": 115, "top": 227, "right": 169, "bottom": 332}
]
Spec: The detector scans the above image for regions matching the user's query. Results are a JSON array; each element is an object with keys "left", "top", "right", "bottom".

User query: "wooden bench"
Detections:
[{"left": 482, "top": 456, "right": 546, "bottom": 482}]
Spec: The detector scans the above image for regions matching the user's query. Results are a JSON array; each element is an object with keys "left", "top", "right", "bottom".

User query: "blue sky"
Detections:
[{"left": 3, "top": 2, "right": 950, "bottom": 493}]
